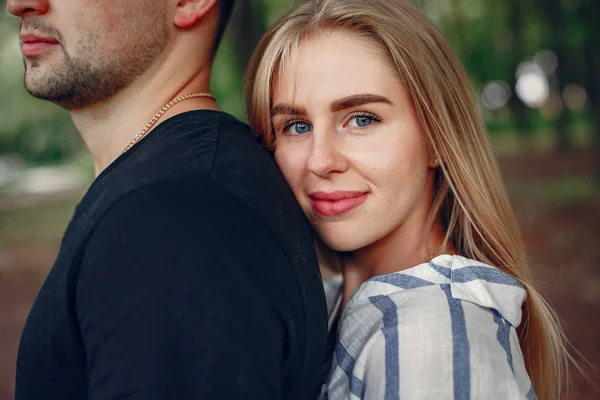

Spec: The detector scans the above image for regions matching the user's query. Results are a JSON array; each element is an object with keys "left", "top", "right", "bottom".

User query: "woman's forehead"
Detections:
[
  {"left": 278, "top": 32, "right": 399, "bottom": 80},
  {"left": 271, "top": 31, "right": 401, "bottom": 104}
]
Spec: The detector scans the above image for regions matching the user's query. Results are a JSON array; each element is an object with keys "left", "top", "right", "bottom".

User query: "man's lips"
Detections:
[
  {"left": 20, "top": 33, "right": 59, "bottom": 57},
  {"left": 308, "top": 191, "right": 369, "bottom": 216}
]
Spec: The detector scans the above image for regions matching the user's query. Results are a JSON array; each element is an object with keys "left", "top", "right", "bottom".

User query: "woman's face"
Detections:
[{"left": 271, "top": 31, "right": 437, "bottom": 252}]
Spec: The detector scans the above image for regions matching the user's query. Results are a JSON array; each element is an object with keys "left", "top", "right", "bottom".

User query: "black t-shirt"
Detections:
[{"left": 15, "top": 111, "right": 327, "bottom": 400}]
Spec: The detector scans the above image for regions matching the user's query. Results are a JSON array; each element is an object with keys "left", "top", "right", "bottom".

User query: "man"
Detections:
[{"left": 7, "top": 0, "right": 327, "bottom": 399}]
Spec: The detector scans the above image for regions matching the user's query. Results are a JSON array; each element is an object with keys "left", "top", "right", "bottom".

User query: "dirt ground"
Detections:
[
  {"left": 0, "top": 150, "right": 598, "bottom": 399},
  {"left": 499, "top": 151, "right": 600, "bottom": 399}
]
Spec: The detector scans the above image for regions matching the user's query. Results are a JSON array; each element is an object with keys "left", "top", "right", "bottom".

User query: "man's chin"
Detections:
[
  {"left": 24, "top": 77, "right": 54, "bottom": 102},
  {"left": 25, "top": 84, "right": 76, "bottom": 110},
  {"left": 23, "top": 71, "right": 76, "bottom": 110},
  {"left": 24, "top": 66, "right": 53, "bottom": 95},
  {"left": 22, "top": 54, "right": 134, "bottom": 110}
]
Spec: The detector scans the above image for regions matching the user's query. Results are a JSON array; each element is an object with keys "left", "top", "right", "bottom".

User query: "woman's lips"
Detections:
[{"left": 309, "top": 191, "right": 368, "bottom": 216}]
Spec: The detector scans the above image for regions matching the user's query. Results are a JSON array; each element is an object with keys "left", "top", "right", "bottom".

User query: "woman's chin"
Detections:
[{"left": 317, "top": 233, "right": 367, "bottom": 253}]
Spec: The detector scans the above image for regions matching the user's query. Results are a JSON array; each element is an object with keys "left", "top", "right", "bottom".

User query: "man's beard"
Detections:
[{"left": 23, "top": 19, "right": 169, "bottom": 110}]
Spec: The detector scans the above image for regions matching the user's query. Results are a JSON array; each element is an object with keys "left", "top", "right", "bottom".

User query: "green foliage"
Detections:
[{"left": 212, "top": 35, "right": 246, "bottom": 120}]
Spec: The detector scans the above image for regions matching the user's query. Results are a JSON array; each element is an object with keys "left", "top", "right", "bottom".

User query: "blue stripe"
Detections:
[
  {"left": 369, "top": 295, "right": 400, "bottom": 400},
  {"left": 371, "top": 273, "right": 435, "bottom": 289},
  {"left": 441, "top": 284, "right": 471, "bottom": 400},
  {"left": 335, "top": 339, "right": 364, "bottom": 397},
  {"left": 491, "top": 309, "right": 514, "bottom": 373},
  {"left": 452, "top": 266, "right": 523, "bottom": 288},
  {"left": 429, "top": 261, "right": 452, "bottom": 279},
  {"left": 527, "top": 386, "right": 538, "bottom": 399}
]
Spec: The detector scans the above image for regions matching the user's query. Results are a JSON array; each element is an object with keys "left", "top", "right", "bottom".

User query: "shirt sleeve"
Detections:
[
  {"left": 75, "top": 180, "right": 291, "bottom": 400},
  {"left": 360, "top": 290, "right": 534, "bottom": 399}
]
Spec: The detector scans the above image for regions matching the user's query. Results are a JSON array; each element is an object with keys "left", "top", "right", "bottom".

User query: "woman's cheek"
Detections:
[{"left": 275, "top": 147, "right": 302, "bottom": 186}]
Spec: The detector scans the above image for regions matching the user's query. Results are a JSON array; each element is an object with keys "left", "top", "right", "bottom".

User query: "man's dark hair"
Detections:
[{"left": 213, "top": 0, "right": 235, "bottom": 54}]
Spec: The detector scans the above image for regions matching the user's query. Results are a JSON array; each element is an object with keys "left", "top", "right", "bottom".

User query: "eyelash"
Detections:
[
  {"left": 282, "top": 118, "right": 306, "bottom": 133},
  {"left": 346, "top": 111, "right": 382, "bottom": 126},
  {"left": 279, "top": 111, "right": 382, "bottom": 133}
]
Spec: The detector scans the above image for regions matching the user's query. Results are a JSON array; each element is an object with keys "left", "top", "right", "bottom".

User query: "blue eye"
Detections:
[
  {"left": 348, "top": 114, "right": 378, "bottom": 128},
  {"left": 286, "top": 121, "right": 312, "bottom": 135}
]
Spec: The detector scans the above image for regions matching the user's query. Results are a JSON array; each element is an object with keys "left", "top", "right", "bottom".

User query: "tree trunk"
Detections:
[
  {"left": 584, "top": 48, "right": 600, "bottom": 181},
  {"left": 578, "top": 0, "right": 600, "bottom": 181},
  {"left": 506, "top": 0, "right": 532, "bottom": 137},
  {"left": 537, "top": 0, "right": 572, "bottom": 152},
  {"left": 450, "top": 0, "right": 466, "bottom": 59},
  {"left": 230, "top": 0, "right": 267, "bottom": 72}
]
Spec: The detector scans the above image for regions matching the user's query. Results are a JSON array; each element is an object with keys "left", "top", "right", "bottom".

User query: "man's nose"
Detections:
[{"left": 7, "top": 0, "right": 50, "bottom": 17}]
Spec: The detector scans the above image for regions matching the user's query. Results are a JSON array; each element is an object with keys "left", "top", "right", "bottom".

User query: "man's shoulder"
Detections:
[
  {"left": 85, "top": 180, "right": 276, "bottom": 265},
  {"left": 137, "top": 110, "right": 309, "bottom": 245},
  {"left": 100, "top": 177, "right": 260, "bottom": 227},
  {"left": 69, "top": 109, "right": 323, "bottom": 310},
  {"left": 74, "top": 107, "right": 306, "bottom": 253},
  {"left": 174, "top": 112, "right": 317, "bottom": 270},
  {"left": 133, "top": 109, "right": 285, "bottom": 203},
  {"left": 80, "top": 111, "right": 280, "bottom": 226}
]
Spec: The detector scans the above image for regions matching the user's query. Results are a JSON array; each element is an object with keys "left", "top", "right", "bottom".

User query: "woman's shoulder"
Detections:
[
  {"left": 326, "top": 255, "right": 535, "bottom": 399},
  {"left": 344, "top": 254, "right": 527, "bottom": 328}
]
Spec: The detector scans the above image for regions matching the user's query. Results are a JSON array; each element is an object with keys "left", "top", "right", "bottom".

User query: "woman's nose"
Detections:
[{"left": 306, "top": 134, "right": 348, "bottom": 178}]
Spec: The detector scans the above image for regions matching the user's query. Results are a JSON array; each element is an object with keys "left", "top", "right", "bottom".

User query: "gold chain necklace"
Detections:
[{"left": 122, "top": 92, "right": 215, "bottom": 154}]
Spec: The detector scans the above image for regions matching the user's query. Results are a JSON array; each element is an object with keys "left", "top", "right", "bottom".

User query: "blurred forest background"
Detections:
[{"left": 1, "top": 0, "right": 599, "bottom": 398}]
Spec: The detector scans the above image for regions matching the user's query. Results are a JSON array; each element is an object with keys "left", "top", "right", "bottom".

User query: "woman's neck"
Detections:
[{"left": 339, "top": 218, "right": 453, "bottom": 309}]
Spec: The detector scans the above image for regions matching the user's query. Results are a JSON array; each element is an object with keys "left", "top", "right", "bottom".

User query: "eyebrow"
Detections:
[
  {"left": 271, "top": 104, "right": 307, "bottom": 117},
  {"left": 330, "top": 94, "right": 393, "bottom": 112},
  {"left": 270, "top": 93, "right": 393, "bottom": 117}
]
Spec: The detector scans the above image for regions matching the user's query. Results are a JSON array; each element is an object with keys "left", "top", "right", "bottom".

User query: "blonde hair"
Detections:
[{"left": 245, "top": 0, "right": 576, "bottom": 398}]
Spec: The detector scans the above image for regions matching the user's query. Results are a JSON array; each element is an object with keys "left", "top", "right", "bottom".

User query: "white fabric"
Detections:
[{"left": 319, "top": 254, "right": 537, "bottom": 400}]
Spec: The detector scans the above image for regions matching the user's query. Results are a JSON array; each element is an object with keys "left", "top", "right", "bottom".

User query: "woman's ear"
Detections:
[
  {"left": 429, "top": 157, "right": 441, "bottom": 168},
  {"left": 173, "top": 0, "right": 217, "bottom": 29},
  {"left": 428, "top": 150, "right": 442, "bottom": 168}
]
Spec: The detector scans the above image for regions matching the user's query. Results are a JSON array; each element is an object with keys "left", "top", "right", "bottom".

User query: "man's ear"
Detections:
[{"left": 173, "top": 0, "right": 218, "bottom": 29}]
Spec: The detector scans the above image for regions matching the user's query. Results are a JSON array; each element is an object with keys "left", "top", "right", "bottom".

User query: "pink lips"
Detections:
[
  {"left": 308, "top": 191, "right": 368, "bottom": 216},
  {"left": 20, "top": 33, "right": 59, "bottom": 57}
]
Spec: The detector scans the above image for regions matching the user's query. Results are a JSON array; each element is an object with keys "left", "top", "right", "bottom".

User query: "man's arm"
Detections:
[{"left": 76, "top": 180, "right": 290, "bottom": 399}]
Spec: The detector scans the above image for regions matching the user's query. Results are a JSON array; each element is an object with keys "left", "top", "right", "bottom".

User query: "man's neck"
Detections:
[{"left": 71, "top": 62, "right": 217, "bottom": 175}]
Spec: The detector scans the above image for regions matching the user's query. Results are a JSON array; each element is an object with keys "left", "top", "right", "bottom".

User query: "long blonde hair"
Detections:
[{"left": 245, "top": 0, "right": 574, "bottom": 397}]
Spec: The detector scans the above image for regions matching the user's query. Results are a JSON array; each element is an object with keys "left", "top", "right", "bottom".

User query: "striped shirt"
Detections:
[{"left": 319, "top": 254, "right": 538, "bottom": 399}]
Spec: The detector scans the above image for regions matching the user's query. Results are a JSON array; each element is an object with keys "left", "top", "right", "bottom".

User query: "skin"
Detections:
[
  {"left": 271, "top": 31, "right": 450, "bottom": 303},
  {"left": 12, "top": 0, "right": 169, "bottom": 110},
  {"left": 7, "top": 0, "right": 220, "bottom": 173}
]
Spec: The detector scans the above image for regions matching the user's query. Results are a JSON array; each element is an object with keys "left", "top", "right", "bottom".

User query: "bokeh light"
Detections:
[
  {"left": 533, "top": 50, "right": 559, "bottom": 76},
  {"left": 481, "top": 81, "right": 511, "bottom": 110},
  {"left": 563, "top": 83, "right": 588, "bottom": 111},
  {"left": 516, "top": 61, "right": 550, "bottom": 108}
]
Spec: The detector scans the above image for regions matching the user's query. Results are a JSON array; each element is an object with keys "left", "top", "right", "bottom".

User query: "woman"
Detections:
[{"left": 246, "top": 0, "right": 573, "bottom": 398}]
